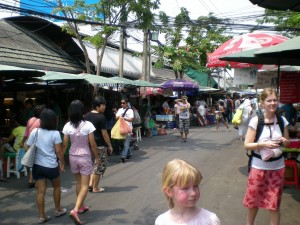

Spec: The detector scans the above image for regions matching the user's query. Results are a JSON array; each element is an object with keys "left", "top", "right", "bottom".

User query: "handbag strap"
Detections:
[
  {"left": 122, "top": 108, "right": 130, "bottom": 117},
  {"left": 33, "top": 128, "right": 39, "bottom": 144}
]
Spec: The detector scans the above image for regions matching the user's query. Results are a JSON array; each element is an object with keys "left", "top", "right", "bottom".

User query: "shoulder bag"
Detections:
[{"left": 21, "top": 129, "right": 39, "bottom": 168}]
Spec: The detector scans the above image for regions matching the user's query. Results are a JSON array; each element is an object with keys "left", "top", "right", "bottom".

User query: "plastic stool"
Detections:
[
  {"left": 5, "top": 152, "right": 27, "bottom": 179},
  {"left": 134, "top": 127, "right": 142, "bottom": 142},
  {"left": 284, "top": 159, "right": 299, "bottom": 189}
]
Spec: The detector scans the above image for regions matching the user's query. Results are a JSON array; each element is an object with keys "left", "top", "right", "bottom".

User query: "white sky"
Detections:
[{"left": 157, "top": 0, "right": 264, "bottom": 19}]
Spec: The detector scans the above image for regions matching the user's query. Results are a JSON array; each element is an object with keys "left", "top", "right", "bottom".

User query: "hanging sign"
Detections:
[
  {"left": 280, "top": 73, "right": 300, "bottom": 103},
  {"left": 233, "top": 67, "right": 258, "bottom": 85}
]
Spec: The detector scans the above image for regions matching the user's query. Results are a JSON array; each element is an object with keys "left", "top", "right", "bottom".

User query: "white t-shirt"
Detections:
[
  {"left": 62, "top": 121, "right": 95, "bottom": 136},
  {"left": 116, "top": 108, "right": 134, "bottom": 129},
  {"left": 155, "top": 208, "right": 220, "bottom": 225},
  {"left": 178, "top": 102, "right": 190, "bottom": 119},
  {"left": 198, "top": 105, "right": 206, "bottom": 116},
  {"left": 27, "top": 128, "right": 62, "bottom": 168},
  {"left": 249, "top": 116, "right": 288, "bottom": 170}
]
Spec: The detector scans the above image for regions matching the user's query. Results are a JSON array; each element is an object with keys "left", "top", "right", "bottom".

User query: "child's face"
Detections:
[{"left": 167, "top": 181, "right": 200, "bottom": 208}]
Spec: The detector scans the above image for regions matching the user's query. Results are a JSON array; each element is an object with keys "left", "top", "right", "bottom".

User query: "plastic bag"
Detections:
[
  {"left": 232, "top": 108, "right": 243, "bottom": 125},
  {"left": 111, "top": 119, "right": 126, "bottom": 140},
  {"left": 120, "top": 118, "right": 132, "bottom": 135}
]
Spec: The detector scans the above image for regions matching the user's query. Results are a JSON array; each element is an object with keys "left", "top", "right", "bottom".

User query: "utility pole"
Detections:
[
  {"left": 118, "top": 27, "right": 124, "bottom": 78},
  {"left": 142, "top": 29, "right": 149, "bottom": 81}
]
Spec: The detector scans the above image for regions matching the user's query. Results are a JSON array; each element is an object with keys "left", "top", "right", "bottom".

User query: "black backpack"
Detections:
[{"left": 247, "top": 112, "right": 285, "bottom": 172}]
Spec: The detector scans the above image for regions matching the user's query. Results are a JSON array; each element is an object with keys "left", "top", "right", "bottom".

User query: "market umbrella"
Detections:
[
  {"left": 160, "top": 79, "right": 199, "bottom": 91},
  {"left": 255, "top": 36, "right": 300, "bottom": 59},
  {"left": 40, "top": 71, "right": 84, "bottom": 81},
  {"left": 249, "top": 0, "right": 300, "bottom": 12},
  {"left": 79, "top": 73, "right": 119, "bottom": 86},
  {"left": 0, "top": 64, "right": 45, "bottom": 78},
  {"left": 132, "top": 79, "right": 161, "bottom": 88},
  {"left": 207, "top": 32, "right": 289, "bottom": 68}
]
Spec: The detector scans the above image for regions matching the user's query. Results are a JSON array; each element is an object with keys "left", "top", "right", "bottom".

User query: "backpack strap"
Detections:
[{"left": 122, "top": 108, "right": 130, "bottom": 117}]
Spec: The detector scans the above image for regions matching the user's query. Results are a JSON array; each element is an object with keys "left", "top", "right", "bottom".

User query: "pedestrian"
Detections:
[
  {"left": 19, "top": 104, "right": 46, "bottom": 188},
  {"left": 225, "top": 94, "right": 234, "bottom": 123},
  {"left": 197, "top": 104, "right": 206, "bottom": 126},
  {"left": 26, "top": 109, "right": 66, "bottom": 223},
  {"left": 173, "top": 100, "right": 180, "bottom": 130},
  {"left": 215, "top": 101, "right": 230, "bottom": 132},
  {"left": 62, "top": 100, "right": 99, "bottom": 225},
  {"left": 116, "top": 98, "right": 134, "bottom": 163},
  {"left": 238, "top": 98, "right": 252, "bottom": 140},
  {"left": 175, "top": 96, "right": 191, "bottom": 142},
  {"left": 140, "top": 98, "right": 151, "bottom": 137},
  {"left": 162, "top": 98, "right": 170, "bottom": 115},
  {"left": 84, "top": 96, "right": 113, "bottom": 193},
  {"left": 243, "top": 88, "right": 290, "bottom": 225},
  {"left": 155, "top": 159, "right": 221, "bottom": 225}
]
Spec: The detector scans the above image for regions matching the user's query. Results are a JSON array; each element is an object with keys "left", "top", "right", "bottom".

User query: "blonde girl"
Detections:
[{"left": 155, "top": 159, "right": 220, "bottom": 225}]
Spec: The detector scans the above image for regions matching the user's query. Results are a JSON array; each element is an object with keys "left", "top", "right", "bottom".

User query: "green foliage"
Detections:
[
  {"left": 255, "top": 9, "right": 300, "bottom": 37},
  {"left": 154, "top": 9, "right": 230, "bottom": 75}
]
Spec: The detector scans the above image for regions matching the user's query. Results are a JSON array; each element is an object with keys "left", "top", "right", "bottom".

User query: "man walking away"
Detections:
[{"left": 85, "top": 97, "right": 113, "bottom": 193}]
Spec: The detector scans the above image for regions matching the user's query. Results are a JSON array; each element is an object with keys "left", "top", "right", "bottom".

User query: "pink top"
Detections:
[{"left": 24, "top": 117, "right": 40, "bottom": 138}]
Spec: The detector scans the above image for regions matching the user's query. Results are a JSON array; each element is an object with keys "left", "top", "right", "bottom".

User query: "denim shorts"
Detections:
[{"left": 32, "top": 164, "right": 60, "bottom": 181}]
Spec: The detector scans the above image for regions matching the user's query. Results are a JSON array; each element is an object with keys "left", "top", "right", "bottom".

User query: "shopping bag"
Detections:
[
  {"left": 111, "top": 119, "right": 126, "bottom": 140},
  {"left": 21, "top": 144, "right": 37, "bottom": 167},
  {"left": 232, "top": 108, "right": 243, "bottom": 125},
  {"left": 21, "top": 129, "right": 38, "bottom": 168},
  {"left": 120, "top": 118, "right": 132, "bottom": 135}
]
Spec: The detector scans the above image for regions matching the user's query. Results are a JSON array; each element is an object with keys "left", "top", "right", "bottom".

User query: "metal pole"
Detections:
[{"left": 142, "top": 29, "right": 148, "bottom": 81}]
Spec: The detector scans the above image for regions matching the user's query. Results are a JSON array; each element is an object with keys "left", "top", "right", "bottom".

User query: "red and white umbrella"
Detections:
[{"left": 207, "top": 33, "right": 289, "bottom": 68}]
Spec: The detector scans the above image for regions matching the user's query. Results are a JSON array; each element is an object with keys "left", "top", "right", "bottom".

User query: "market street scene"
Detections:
[{"left": 0, "top": 0, "right": 300, "bottom": 225}]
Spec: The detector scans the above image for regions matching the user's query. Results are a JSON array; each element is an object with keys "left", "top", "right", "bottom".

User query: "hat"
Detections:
[{"left": 181, "top": 95, "right": 188, "bottom": 100}]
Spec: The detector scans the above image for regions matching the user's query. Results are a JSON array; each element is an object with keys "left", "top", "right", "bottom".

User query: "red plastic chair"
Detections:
[{"left": 284, "top": 159, "right": 300, "bottom": 190}]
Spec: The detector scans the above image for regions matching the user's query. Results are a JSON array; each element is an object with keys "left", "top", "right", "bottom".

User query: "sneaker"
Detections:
[
  {"left": 54, "top": 208, "right": 67, "bottom": 217},
  {"left": 126, "top": 155, "right": 132, "bottom": 159},
  {"left": 227, "top": 128, "right": 231, "bottom": 132},
  {"left": 121, "top": 157, "right": 126, "bottom": 163},
  {"left": 69, "top": 210, "right": 82, "bottom": 225}
]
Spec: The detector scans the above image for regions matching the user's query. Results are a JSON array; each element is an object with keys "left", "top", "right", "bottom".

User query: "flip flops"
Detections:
[
  {"left": 69, "top": 210, "right": 83, "bottom": 225},
  {"left": 91, "top": 187, "right": 105, "bottom": 193},
  {"left": 38, "top": 216, "right": 51, "bottom": 224},
  {"left": 54, "top": 208, "right": 67, "bottom": 217},
  {"left": 78, "top": 206, "right": 89, "bottom": 214}
]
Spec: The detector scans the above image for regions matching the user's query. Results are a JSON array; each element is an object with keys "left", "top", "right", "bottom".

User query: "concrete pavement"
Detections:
[{"left": 0, "top": 125, "right": 299, "bottom": 225}]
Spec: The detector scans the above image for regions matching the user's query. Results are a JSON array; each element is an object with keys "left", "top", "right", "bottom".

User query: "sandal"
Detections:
[
  {"left": 91, "top": 187, "right": 105, "bottom": 193},
  {"left": 69, "top": 210, "right": 82, "bottom": 225},
  {"left": 38, "top": 216, "right": 51, "bottom": 224},
  {"left": 78, "top": 206, "right": 89, "bottom": 214},
  {"left": 54, "top": 208, "right": 67, "bottom": 217}
]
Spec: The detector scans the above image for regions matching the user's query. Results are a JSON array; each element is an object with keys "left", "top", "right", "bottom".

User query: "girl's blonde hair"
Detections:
[
  {"left": 260, "top": 88, "right": 278, "bottom": 103},
  {"left": 161, "top": 159, "right": 203, "bottom": 208}
]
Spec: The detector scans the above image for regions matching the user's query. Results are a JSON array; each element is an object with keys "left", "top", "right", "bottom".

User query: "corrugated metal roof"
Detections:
[
  {"left": 151, "top": 68, "right": 197, "bottom": 84},
  {"left": 73, "top": 39, "right": 154, "bottom": 79},
  {"left": 0, "top": 16, "right": 86, "bottom": 73}
]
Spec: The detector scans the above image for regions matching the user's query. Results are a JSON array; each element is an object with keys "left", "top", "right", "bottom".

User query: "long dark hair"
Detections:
[
  {"left": 40, "top": 109, "right": 57, "bottom": 130},
  {"left": 68, "top": 100, "right": 85, "bottom": 128}
]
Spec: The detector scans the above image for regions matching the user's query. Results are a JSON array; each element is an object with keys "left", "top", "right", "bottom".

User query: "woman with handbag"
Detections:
[
  {"left": 62, "top": 100, "right": 99, "bottom": 225},
  {"left": 26, "top": 109, "right": 66, "bottom": 223},
  {"left": 116, "top": 98, "right": 134, "bottom": 163},
  {"left": 19, "top": 104, "right": 45, "bottom": 188}
]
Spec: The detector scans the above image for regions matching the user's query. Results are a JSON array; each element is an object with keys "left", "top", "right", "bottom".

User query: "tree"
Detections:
[
  {"left": 153, "top": 8, "right": 231, "bottom": 79},
  {"left": 255, "top": 9, "right": 300, "bottom": 37}
]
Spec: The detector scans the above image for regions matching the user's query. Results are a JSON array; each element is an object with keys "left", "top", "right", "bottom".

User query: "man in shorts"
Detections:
[{"left": 85, "top": 97, "right": 113, "bottom": 193}]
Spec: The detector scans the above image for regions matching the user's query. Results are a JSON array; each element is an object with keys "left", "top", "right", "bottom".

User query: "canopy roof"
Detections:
[{"left": 249, "top": 0, "right": 300, "bottom": 12}]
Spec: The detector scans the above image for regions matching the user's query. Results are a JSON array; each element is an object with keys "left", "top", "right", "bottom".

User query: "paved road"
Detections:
[{"left": 0, "top": 126, "right": 299, "bottom": 225}]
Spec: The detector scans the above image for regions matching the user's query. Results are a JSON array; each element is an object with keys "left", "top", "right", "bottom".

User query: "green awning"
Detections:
[{"left": 185, "top": 68, "right": 217, "bottom": 87}]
